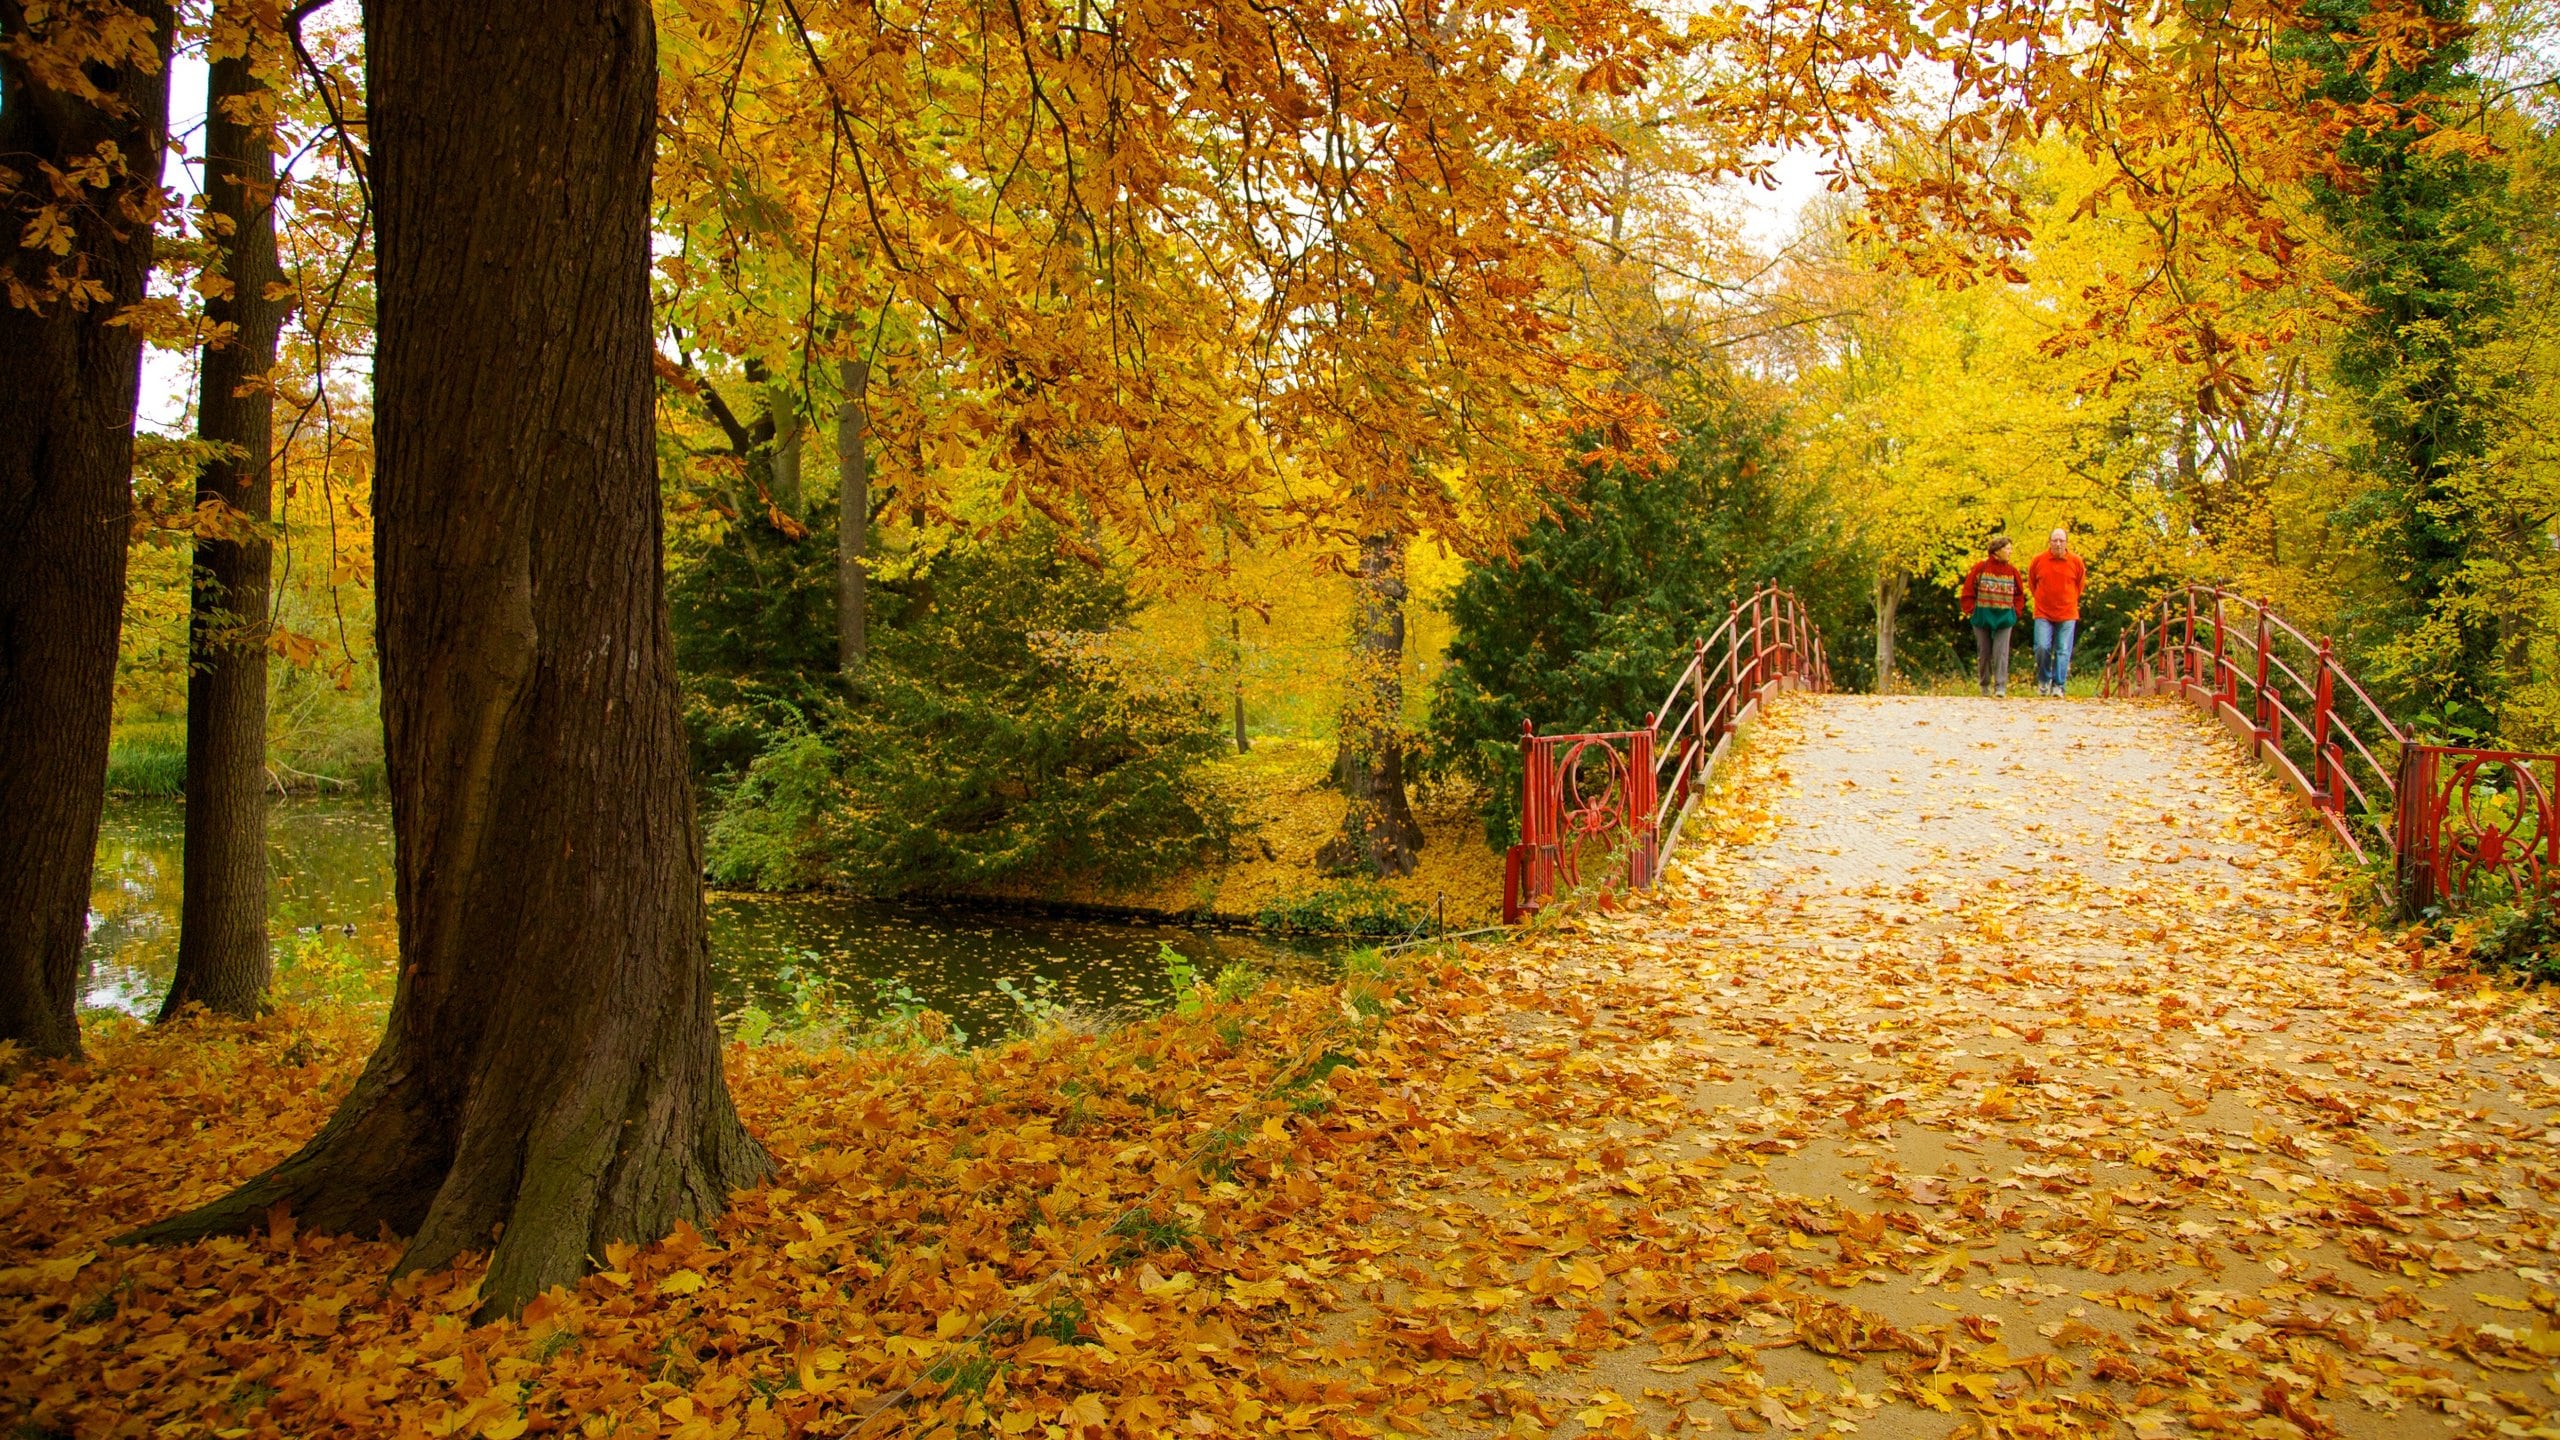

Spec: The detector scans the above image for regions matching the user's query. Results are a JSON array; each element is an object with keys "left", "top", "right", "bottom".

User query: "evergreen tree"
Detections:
[
  {"left": 1423, "top": 378, "right": 1868, "bottom": 842},
  {"left": 2301, "top": 0, "right": 2515, "bottom": 729}
]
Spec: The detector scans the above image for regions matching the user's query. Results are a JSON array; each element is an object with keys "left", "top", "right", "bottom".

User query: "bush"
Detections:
[
  {"left": 2447, "top": 897, "right": 2560, "bottom": 981},
  {"left": 700, "top": 526, "right": 1230, "bottom": 894}
]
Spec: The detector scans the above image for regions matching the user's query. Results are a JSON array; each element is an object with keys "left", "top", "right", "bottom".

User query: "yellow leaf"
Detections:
[{"left": 656, "top": 1269, "right": 707, "bottom": 1296}]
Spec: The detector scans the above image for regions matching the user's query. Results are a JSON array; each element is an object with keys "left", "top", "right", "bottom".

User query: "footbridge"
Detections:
[{"left": 1505, "top": 581, "right": 2560, "bottom": 925}]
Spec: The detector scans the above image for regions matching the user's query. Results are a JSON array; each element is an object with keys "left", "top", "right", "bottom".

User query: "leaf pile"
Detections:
[
  {"left": 1, "top": 950, "right": 1479, "bottom": 1437},
  {"left": 10, "top": 690, "right": 2560, "bottom": 1440}
]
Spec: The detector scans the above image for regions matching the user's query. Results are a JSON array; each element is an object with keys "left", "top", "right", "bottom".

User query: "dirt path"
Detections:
[{"left": 1280, "top": 694, "right": 2560, "bottom": 1440}]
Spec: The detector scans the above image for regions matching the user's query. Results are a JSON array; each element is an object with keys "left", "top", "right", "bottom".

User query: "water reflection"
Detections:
[{"left": 87, "top": 798, "right": 1337, "bottom": 1041}]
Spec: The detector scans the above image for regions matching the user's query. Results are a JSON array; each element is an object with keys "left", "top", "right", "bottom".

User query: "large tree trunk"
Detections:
[
  {"left": 164, "top": 15, "right": 287, "bottom": 1022},
  {"left": 1320, "top": 530, "right": 1423, "bottom": 877},
  {"left": 836, "top": 358, "right": 868, "bottom": 674},
  {"left": 0, "top": 1, "right": 177, "bottom": 1061},
  {"left": 130, "top": 0, "right": 768, "bottom": 1320},
  {"left": 1872, "top": 569, "right": 1905, "bottom": 696}
]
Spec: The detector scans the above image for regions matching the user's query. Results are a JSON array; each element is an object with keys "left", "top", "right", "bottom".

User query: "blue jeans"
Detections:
[{"left": 2035, "top": 618, "right": 2078, "bottom": 690}]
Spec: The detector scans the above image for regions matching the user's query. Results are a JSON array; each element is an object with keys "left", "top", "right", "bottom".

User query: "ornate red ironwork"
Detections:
[
  {"left": 1504, "top": 585, "right": 1832, "bottom": 923},
  {"left": 2100, "top": 582, "right": 2560, "bottom": 918},
  {"left": 2395, "top": 747, "right": 2560, "bottom": 915}
]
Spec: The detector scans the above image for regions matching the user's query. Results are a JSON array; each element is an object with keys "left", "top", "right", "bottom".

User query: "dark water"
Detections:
[{"left": 87, "top": 798, "right": 1336, "bottom": 1041}]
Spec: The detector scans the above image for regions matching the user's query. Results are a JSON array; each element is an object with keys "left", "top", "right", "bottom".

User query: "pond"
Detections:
[{"left": 87, "top": 798, "right": 1342, "bottom": 1043}]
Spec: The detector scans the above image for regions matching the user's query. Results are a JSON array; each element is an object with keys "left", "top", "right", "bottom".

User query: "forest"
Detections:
[{"left": 4, "top": 0, "right": 2559, "bottom": 1434}]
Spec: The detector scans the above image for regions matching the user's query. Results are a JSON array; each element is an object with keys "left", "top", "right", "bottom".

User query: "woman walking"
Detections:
[{"left": 1959, "top": 536, "right": 2028, "bottom": 697}]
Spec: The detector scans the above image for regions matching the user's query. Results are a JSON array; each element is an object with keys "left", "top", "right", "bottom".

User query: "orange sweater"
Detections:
[{"left": 2026, "top": 551, "right": 2087, "bottom": 621}]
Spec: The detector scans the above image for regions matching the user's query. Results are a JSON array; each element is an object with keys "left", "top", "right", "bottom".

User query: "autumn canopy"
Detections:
[{"left": 4, "top": 0, "right": 2559, "bottom": 1431}]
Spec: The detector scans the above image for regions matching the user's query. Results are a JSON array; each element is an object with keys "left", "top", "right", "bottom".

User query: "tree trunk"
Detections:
[
  {"left": 165, "top": 16, "right": 286, "bottom": 1022},
  {"left": 769, "top": 402, "right": 804, "bottom": 517},
  {"left": 0, "top": 1, "right": 178, "bottom": 1061},
  {"left": 1872, "top": 569, "right": 1905, "bottom": 696},
  {"left": 836, "top": 357, "right": 868, "bottom": 674},
  {"left": 1231, "top": 612, "right": 1251, "bottom": 755},
  {"left": 130, "top": 0, "right": 768, "bottom": 1320},
  {"left": 1320, "top": 531, "right": 1422, "bottom": 877}
]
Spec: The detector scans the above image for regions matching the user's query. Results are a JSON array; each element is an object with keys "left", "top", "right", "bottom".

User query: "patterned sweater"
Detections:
[{"left": 1959, "top": 558, "right": 2027, "bottom": 629}]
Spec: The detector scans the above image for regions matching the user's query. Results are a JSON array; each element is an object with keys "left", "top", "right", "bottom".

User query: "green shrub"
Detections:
[
  {"left": 698, "top": 525, "right": 1229, "bottom": 895},
  {"left": 703, "top": 732, "right": 842, "bottom": 890},
  {"left": 1255, "top": 882, "right": 1429, "bottom": 937},
  {"left": 2456, "top": 898, "right": 2560, "bottom": 981}
]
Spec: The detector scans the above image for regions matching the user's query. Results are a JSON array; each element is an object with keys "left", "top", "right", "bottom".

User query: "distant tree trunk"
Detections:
[
  {"left": 130, "top": 0, "right": 768, "bottom": 1320},
  {"left": 1872, "top": 569, "right": 1906, "bottom": 695},
  {"left": 165, "top": 18, "right": 286, "bottom": 1022},
  {"left": 1320, "top": 530, "right": 1423, "bottom": 877},
  {"left": 836, "top": 357, "right": 868, "bottom": 674},
  {"left": 769, "top": 402, "right": 804, "bottom": 516},
  {"left": 1231, "top": 611, "right": 1251, "bottom": 754},
  {"left": 0, "top": 1, "right": 178, "bottom": 1061}
]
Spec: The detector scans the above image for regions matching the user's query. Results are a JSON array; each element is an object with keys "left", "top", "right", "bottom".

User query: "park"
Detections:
[{"left": 4, "top": 0, "right": 2559, "bottom": 1436}]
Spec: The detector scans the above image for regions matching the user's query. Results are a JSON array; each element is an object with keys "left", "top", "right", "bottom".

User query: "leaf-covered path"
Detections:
[{"left": 1287, "top": 695, "right": 2560, "bottom": 1440}]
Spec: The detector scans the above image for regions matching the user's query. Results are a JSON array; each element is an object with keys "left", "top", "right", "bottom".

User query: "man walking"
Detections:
[{"left": 2027, "top": 527, "right": 2087, "bottom": 697}]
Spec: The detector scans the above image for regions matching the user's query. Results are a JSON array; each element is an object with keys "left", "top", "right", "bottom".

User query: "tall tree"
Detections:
[
  {"left": 2302, "top": 0, "right": 2513, "bottom": 727},
  {"left": 1321, "top": 528, "right": 1424, "bottom": 876},
  {"left": 163, "top": 0, "right": 289, "bottom": 1022},
  {"left": 133, "top": 0, "right": 767, "bottom": 1319},
  {"left": 0, "top": 0, "right": 177, "bottom": 1061},
  {"left": 835, "top": 356, "right": 867, "bottom": 674}
]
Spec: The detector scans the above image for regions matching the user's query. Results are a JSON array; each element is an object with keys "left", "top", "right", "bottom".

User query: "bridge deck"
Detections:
[{"left": 1302, "top": 693, "right": 2560, "bottom": 1440}]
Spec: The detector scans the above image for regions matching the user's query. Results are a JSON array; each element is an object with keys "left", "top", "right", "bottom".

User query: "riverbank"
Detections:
[{"left": 954, "top": 736, "right": 1507, "bottom": 934}]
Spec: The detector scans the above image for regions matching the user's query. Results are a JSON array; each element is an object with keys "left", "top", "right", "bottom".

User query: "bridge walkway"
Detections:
[{"left": 1296, "top": 694, "right": 2559, "bottom": 1440}]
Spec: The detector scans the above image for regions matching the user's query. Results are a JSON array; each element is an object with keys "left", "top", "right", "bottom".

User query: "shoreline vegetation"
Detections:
[{"left": 99, "top": 732, "right": 1509, "bottom": 938}]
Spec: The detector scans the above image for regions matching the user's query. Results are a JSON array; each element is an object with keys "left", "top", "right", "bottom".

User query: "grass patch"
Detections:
[
  {"left": 1256, "top": 881, "right": 1431, "bottom": 938},
  {"left": 105, "top": 735, "right": 188, "bottom": 797}
]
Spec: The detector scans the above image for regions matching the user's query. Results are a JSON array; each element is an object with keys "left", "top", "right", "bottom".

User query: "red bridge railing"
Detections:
[
  {"left": 2100, "top": 583, "right": 2560, "bottom": 917},
  {"left": 1503, "top": 585, "right": 1831, "bottom": 923}
]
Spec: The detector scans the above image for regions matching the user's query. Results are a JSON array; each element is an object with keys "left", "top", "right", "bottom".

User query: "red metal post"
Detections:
[
  {"left": 1723, "top": 610, "right": 1743, "bottom": 739},
  {"left": 2182, "top": 590, "right": 2198, "bottom": 692},
  {"left": 2393, "top": 742, "right": 2434, "bottom": 917},
  {"left": 2211, "top": 595, "right": 2232, "bottom": 709},
  {"left": 1749, "top": 589, "right": 1765, "bottom": 695},
  {"left": 2252, "top": 601, "right": 2273, "bottom": 752},
  {"left": 1634, "top": 718, "right": 1659, "bottom": 884},
  {"left": 2311, "top": 637, "right": 2337, "bottom": 815},
  {"left": 1691, "top": 636, "right": 1708, "bottom": 789}
]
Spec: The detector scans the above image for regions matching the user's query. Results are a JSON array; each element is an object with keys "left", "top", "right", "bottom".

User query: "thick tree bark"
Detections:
[
  {"left": 164, "top": 20, "right": 287, "bottom": 1022},
  {"left": 1320, "top": 530, "right": 1423, "bottom": 877},
  {"left": 1872, "top": 569, "right": 1905, "bottom": 696},
  {"left": 0, "top": 1, "right": 177, "bottom": 1061},
  {"left": 836, "top": 357, "right": 868, "bottom": 674},
  {"left": 130, "top": 0, "right": 769, "bottom": 1320}
]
